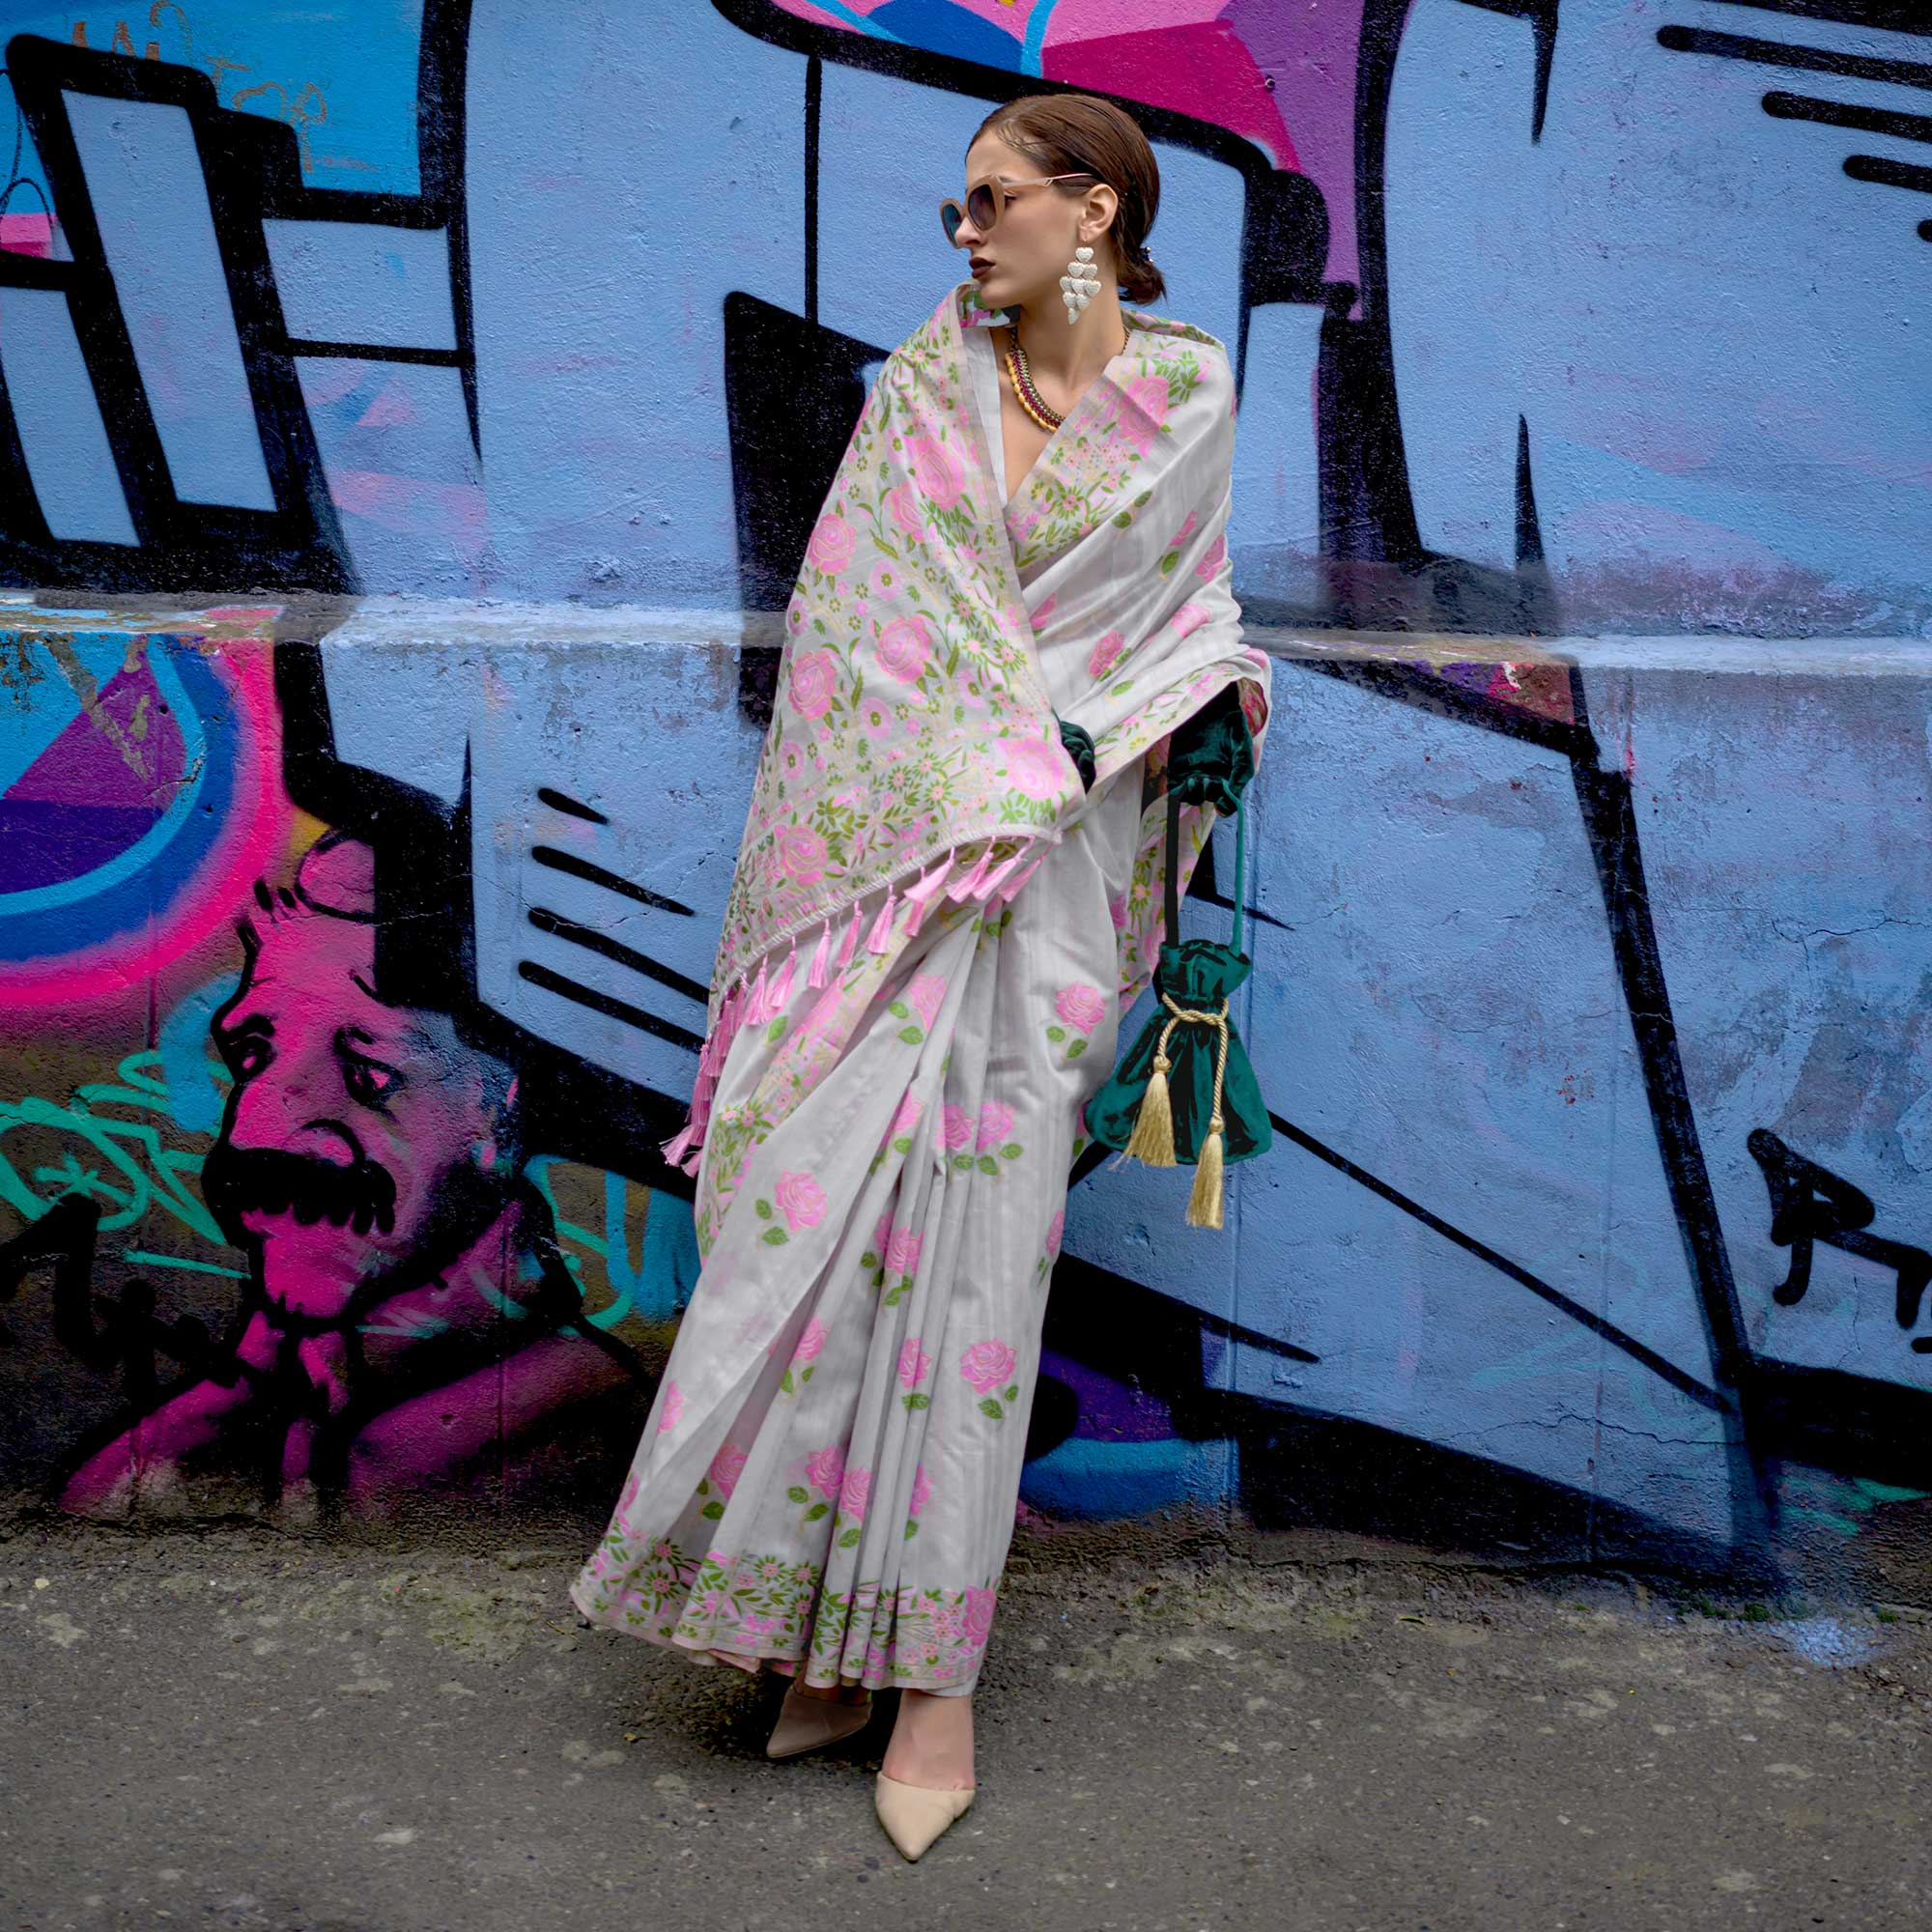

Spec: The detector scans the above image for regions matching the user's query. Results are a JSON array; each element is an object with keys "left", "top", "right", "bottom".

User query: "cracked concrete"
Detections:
[{"left": 4, "top": 1522, "right": 1930, "bottom": 1930}]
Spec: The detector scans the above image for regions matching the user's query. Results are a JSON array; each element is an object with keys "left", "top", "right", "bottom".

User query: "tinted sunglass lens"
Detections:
[
  {"left": 967, "top": 184, "right": 997, "bottom": 230},
  {"left": 940, "top": 201, "right": 961, "bottom": 244}
]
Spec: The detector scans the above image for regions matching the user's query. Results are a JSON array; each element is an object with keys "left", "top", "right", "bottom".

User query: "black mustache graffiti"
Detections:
[{"left": 201, "top": 1142, "right": 399, "bottom": 1240}]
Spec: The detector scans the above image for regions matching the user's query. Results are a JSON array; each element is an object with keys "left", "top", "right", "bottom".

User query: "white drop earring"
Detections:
[{"left": 1061, "top": 242, "right": 1098, "bottom": 325}]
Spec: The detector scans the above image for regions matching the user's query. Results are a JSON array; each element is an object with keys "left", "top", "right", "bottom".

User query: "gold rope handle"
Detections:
[{"left": 1155, "top": 993, "right": 1232, "bottom": 1229}]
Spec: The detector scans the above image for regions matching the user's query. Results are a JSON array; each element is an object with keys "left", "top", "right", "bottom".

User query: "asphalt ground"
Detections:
[{"left": 3, "top": 1521, "right": 1929, "bottom": 1931}]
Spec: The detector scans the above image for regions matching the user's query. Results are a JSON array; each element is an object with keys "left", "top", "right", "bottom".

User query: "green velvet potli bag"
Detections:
[{"left": 1086, "top": 765, "right": 1271, "bottom": 1230}]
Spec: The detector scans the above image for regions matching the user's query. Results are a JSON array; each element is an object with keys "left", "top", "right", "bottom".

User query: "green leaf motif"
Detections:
[
  {"left": 892, "top": 1136, "right": 912, "bottom": 1152},
  {"left": 786, "top": 1485, "right": 810, "bottom": 1505},
  {"left": 904, "top": 1520, "right": 920, "bottom": 1539},
  {"left": 838, "top": 1527, "right": 861, "bottom": 1548},
  {"left": 801, "top": 1364, "right": 814, "bottom": 1382},
  {"left": 1159, "top": 552, "right": 1179, "bottom": 575},
  {"left": 804, "top": 1501, "right": 830, "bottom": 1522},
  {"left": 755, "top": 1198, "right": 773, "bottom": 1220},
  {"left": 1112, "top": 509, "right": 1133, "bottom": 527},
  {"left": 700, "top": 1499, "right": 724, "bottom": 1521},
  {"left": 979, "top": 1397, "right": 1005, "bottom": 1420},
  {"left": 1000, "top": 1143, "right": 1022, "bottom": 1159},
  {"left": 977, "top": 1155, "right": 999, "bottom": 1176},
  {"left": 889, "top": 1000, "right": 910, "bottom": 1019},
  {"left": 1046, "top": 1024, "right": 1066, "bottom": 1042},
  {"left": 897, "top": 1026, "right": 923, "bottom": 1045},
  {"left": 952, "top": 1153, "right": 975, "bottom": 1171},
  {"left": 696, "top": 1478, "right": 709, "bottom": 1495},
  {"left": 761, "top": 1226, "right": 789, "bottom": 1246},
  {"left": 1066, "top": 1039, "right": 1087, "bottom": 1060},
  {"left": 1003, "top": 1383, "right": 1020, "bottom": 1403},
  {"left": 765, "top": 1017, "right": 789, "bottom": 1044},
  {"left": 905, "top": 1391, "right": 930, "bottom": 1409},
  {"left": 861, "top": 1250, "right": 879, "bottom": 1270}
]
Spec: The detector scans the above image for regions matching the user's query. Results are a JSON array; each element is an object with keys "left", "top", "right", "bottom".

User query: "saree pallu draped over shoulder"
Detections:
[{"left": 571, "top": 281, "right": 1270, "bottom": 1695}]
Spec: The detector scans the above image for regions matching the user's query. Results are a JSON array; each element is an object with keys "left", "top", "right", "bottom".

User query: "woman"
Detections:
[{"left": 569, "top": 91, "right": 1269, "bottom": 1861}]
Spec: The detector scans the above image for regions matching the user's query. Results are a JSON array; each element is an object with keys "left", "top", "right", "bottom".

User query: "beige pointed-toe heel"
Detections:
[
  {"left": 873, "top": 1773, "right": 976, "bottom": 1861},
  {"left": 764, "top": 1681, "right": 873, "bottom": 1759}
]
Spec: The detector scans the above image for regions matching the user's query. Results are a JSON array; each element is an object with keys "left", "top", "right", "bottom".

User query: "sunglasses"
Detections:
[{"left": 940, "top": 172, "right": 1098, "bottom": 247}]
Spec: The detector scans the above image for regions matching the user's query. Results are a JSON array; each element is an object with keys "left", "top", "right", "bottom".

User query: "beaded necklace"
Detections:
[{"left": 1000, "top": 322, "right": 1130, "bottom": 433}]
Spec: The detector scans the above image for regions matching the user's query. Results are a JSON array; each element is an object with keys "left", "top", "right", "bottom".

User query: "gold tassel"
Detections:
[
  {"left": 1125, "top": 1048, "right": 1178, "bottom": 1166},
  {"left": 1186, "top": 1117, "right": 1226, "bottom": 1228}
]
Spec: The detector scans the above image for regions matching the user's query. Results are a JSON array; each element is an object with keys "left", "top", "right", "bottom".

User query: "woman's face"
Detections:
[{"left": 952, "top": 130, "right": 1116, "bottom": 313}]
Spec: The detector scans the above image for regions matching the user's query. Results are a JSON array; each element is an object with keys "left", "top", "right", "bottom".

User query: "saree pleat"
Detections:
[{"left": 570, "top": 763, "right": 1144, "bottom": 1693}]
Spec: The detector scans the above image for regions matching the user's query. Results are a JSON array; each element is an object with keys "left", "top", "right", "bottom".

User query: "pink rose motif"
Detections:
[
  {"left": 1003, "top": 736, "right": 1065, "bottom": 801},
  {"left": 1167, "top": 509, "right": 1200, "bottom": 550},
  {"left": 792, "top": 1316, "right": 827, "bottom": 1365},
  {"left": 888, "top": 482, "right": 928, "bottom": 543},
  {"left": 909, "top": 1463, "right": 932, "bottom": 1519},
  {"left": 776, "top": 824, "right": 826, "bottom": 885},
  {"left": 1088, "top": 630, "right": 1125, "bottom": 678},
  {"left": 1030, "top": 593, "right": 1059, "bottom": 632},
  {"left": 1045, "top": 1208, "right": 1065, "bottom": 1258},
  {"left": 807, "top": 511, "right": 856, "bottom": 574},
  {"left": 1107, "top": 891, "right": 1128, "bottom": 930},
  {"left": 838, "top": 1464, "right": 871, "bottom": 1523},
  {"left": 941, "top": 1104, "right": 975, "bottom": 1151},
  {"left": 897, "top": 1335, "right": 932, "bottom": 1390},
  {"left": 1055, "top": 983, "right": 1106, "bottom": 1035},
  {"left": 891, "top": 1094, "right": 924, "bottom": 1138},
  {"left": 963, "top": 1585, "right": 998, "bottom": 1648},
  {"left": 907, "top": 974, "right": 946, "bottom": 1031},
  {"left": 887, "top": 1225, "right": 923, "bottom": 1276},
  {"left": 804, "top": 1443, "right": 846, "bottom": 1499},
  {"left": 707, "top": 1443, "right": 748, "bottom": 1500},
  {"left": 976, "top": 1098, "right": 1013, "bottom": 1152},
  {"left": 1174, "top": 602, "right": 1209, "bottom": 640},
  {"left": 876, "top": 615, "right": 931, "bottom": 685},
  {"left": 959, "top": 1338, "right": 1018, "bottom": 1395},
  {"left": 787, "top": 649, "right": 837, "bottom": 720},
  {"left": 774, "top": 1169, "right": 827, "bottom": 1232},
  {"left": 1193, "top": 531, "right": 1227, "bottom": 581},
  {"left": 910, "top": 435, "right": 964, "bottom": 508},
  {"left": 656, "top": 1378, "right": 683, "bottom": 1433},
  {"left": 1117, "top": 374, "right": 1170, "bottom": 455}
]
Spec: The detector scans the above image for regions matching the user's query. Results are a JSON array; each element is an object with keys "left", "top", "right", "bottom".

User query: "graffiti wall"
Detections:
[{"left": 1, "top": 2, "right": 1929, "bottom": 1591}]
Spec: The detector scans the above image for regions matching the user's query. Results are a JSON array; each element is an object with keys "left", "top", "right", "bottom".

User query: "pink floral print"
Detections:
[
  {"left": 1088, "top": 630, "right": 1126, "bottom": 678},
  {"left": 1055, "top": 983, "right": 1106, "bottom": 1034},
  {"left": 774, "top": 1170, "right": 827, "bottom": 1231},
  {"left": 1002, "top": 737, "right": 1065, "bottom": 801},
  {"left": 910, "top": 434, "right": 964, "bottom": 507},
  {"left": 786, "top": 649, "right": 836, "bottom": 721},
  {"left": 804, "top": 1443, "right": 845, "bottom": 1500},
  {"left": 838, "top": 1465, "right": 871, "bottom": 1523},
  {"left": 959, "top": 1338, "right": 1018, "bottom": 1396},
  {"left": 777, "top": 825, "right": 826, "bottom": 884},
  {"left": 876, "top": 615, "right": 932, "bottom": 684},
  {"left": 707, "top": 1443, "right": 748, "bottom": 1501},
  {"left": 656, "top": 1379, "right": 683, "bottom": 1433},
  {"left": 897, "top": 1335, "right": 932, "bottom": 1390},
  {"left": 806, "top": 511, "right": 856, "bottom": 574},
  {"left": 907, "top": 973, "right": 946, "bottom": 1031},
  {"left": 941, "top": 1104, "right": 976, "bottom": 1151}
]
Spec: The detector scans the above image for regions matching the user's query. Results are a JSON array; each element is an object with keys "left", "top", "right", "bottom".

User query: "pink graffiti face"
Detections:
[{"left": 203, "top": 839, "right": 516, "bottom": 1321}]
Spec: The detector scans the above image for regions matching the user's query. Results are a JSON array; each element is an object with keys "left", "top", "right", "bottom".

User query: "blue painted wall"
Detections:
[{"left": 2, "top": 3, "right": 1930, "bottom": 1593}]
